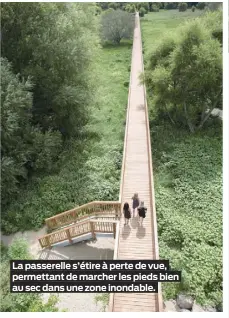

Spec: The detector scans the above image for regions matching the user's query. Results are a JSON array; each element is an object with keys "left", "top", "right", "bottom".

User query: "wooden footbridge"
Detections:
[{"left": 38, "top": 13, "right": 163, "bottom": 312}]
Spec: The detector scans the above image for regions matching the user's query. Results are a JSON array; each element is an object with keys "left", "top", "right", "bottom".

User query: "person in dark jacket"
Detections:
[
  {"left": 137, "top": 201, "right": 147, "bottom": 226},
  {"left": 123, "top": 202, "right": 131, "bottom": 226},
  {"left": 131, "top": 193, "right": 140, "bottom": 216}
]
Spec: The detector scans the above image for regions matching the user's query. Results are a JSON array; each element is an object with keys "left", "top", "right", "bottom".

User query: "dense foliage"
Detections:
[
  {"left": 1, "top": 3, "right": 101, "bottom": 229},
  {"left": 144, "top": 11, "right": 222, "bottom": 133},
  {"left": 151, "top": 121, "right": 222, "bottom": 307},
  {"left": 1, "top": 31, "right": 131, "bottom": 233},
  {"left": 141, "top": 9, "right": 222, "bottom": 308},
  {"left": 178, "top": 3, "right": 188, "bottom": 12},
  {"left": 100, "top": 9, "right": 135, "bottom": 44},
  {"left": 1, "top": 58, "right": 62, "bottom": 207},
  {"left": 0, "top": 238, "right": 62, "bottom": 311}
]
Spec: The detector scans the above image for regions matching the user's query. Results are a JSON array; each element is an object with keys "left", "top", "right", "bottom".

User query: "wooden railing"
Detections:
[
  {"left": 109, "top": 12, "right": 163, "bottom": 312},
  {"left": 139, "top": 13, "right": 163, "bottom": 312},
  {"left": 45, "top": 201, "right": 121, "bottom": 231},
  {"left": 39, "top": 219, "right": 118, "bottom": 248}
]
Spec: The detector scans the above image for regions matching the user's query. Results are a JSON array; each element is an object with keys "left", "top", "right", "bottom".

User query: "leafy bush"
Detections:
[
  {"left": 1, "top": 33, "right": 129, "bottom": 234},
  {"left": 144, "top": 13, "right": 222, "bottom": 133},
  {"left": 95, "top": 5, "right": 102, "bottom": 15},
  {"left": 135, "top": 2, "right": 149, "bottom": 12},
  {"left": 0, "top": 58, "right": 63, "bottom": 207},
  {"left": 8, "top": 237, "right": 31, "bottom": 260},
  {"left": 139, "top": 7, "right": 146, "bottom": 17},
  {"left": 0, "top": 239, "right": 62, "bottom": 312},
  {"left": 101, "top": 9, "right": 135, "bottom": 44},
  {"left": 196, "top": 2, "right": 206, "bottom": 10},
  {"left": 150, "top": 121, "right": 222, "bottom": 307},
  {"left": 125, "top": 4, "right": 136, "bottom": 13},
  {"left": 151, "top": 5, "right": 160, "bottom": 12},
  {"left": 164, "top": 2, "right": 178, "bottom": 10},
  {"left": 206, "top": 3, "right": 222, "bottom": 11},
  {"left": 178, "top": 3, "right": 188, "bottom": 12},
  {"left": 192, "top": 6, "right": 196, "bottom": 12}
]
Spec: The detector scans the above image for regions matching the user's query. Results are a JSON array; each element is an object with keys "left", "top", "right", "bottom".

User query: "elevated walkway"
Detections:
[{"left": 38, "top": 12, "right": 162, "bottom": 312}]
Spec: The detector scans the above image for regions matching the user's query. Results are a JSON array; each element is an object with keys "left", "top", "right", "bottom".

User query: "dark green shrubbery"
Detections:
[
  {"left": 178, "top": 3, "right": 188, "bottom": 12},
  {"left": 196, "top": 2, "right": 206, "bottom": 10},
  {"left": 151, "top": 5, "right": 159, "bottom": 12},
  {"left": 0, "top": 238, "right": 62, "bottom": 312},
  {"left": 101, "top": 9, "right": 135, "bottom": 44},
  {"left": 139, "top": 7, "right": 146, "bottom": 17}
]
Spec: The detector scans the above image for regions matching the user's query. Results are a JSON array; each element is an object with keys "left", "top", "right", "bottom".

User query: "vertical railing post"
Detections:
[
  {"left": 90, "top": 221, "right": 96, "bottom": 240},
  {"left": 47, "top": 236, "right": 51, "bottom": 249},
  {"left": 113, "top": 223, "right": 116, "bottom": 239},
  {"left": 115, "top": 205, "right": 119, "bottom": 219},
  {"left": 66, "top": 229, "right": 73, "bottom": 244}
]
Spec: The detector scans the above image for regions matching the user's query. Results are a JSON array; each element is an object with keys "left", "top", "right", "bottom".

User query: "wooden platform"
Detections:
[{"left": 110, "top": 13, "right": 162, "bottom": 312}]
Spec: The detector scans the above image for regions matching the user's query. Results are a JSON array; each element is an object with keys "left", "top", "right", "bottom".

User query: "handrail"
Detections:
[
  {"left": 45, "top": 201, "right": 121, "bottom": 231},
  {"left": 39, "top": 219, "right": 118, "bottom": 249},
  {"left": 139, "top": 13, "right": 163, "bottom": 312},
  {"left": 108, "top": 14, "right": 135, "bottom": 313}
]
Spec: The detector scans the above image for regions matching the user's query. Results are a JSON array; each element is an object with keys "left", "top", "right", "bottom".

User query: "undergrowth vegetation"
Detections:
[
  {"left": 141, "top": 9, "right": 222, "bottom": 308},
  {"left": 1, "top": 37, "right": 131, "bottom": 232},
  {"left": 0, "top": 238, "right": 64, "bottom": 312}
]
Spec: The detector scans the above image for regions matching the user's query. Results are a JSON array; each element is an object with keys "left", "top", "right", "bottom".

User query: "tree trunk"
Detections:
[
  {"left": 198, "top": 89, "right": 222, "bottom": 130},
  {"left": 164, "top": 103, "right": 175, "bottom": 125},
  {"left": 183, "top": 101, "right": 195, "bottom": 133}
]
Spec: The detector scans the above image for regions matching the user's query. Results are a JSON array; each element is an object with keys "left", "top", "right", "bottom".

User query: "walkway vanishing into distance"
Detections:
[
  {"left": 109, "top": 12, "right": 162, "bottom": 312},
  {"left": 38, "top": 12, "right": 162, "bottom": 312}
]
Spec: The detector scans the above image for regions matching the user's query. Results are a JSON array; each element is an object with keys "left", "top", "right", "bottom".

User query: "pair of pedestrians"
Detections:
[{"left": 123, "top": 193, "right": 147, "bottom": 226}]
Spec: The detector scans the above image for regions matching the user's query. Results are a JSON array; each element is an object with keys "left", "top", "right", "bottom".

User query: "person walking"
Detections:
[
  {"left": 137, "top": 201, "right": 147, "bottom": 226},
  {"left": 123, "top": 202, "right": 131, "bottom": 226},
  {"left": 131, "top": 193, "right": 140, "bottom": 216}
]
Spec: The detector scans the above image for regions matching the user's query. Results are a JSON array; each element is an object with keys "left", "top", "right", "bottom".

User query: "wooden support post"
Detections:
[
  {"left": 113, "top": 223, "right": 116, "bottom": 239},
  {"left": 66, "top": 229, "right": 73, "bottom": 244},
  {"left": 114, "top": 206, "right": 119, "bottom": 219},
  {"left": 47, "top": 237, "right": 51, "bottom": 249},
  {"left": 90, "top": 222, "right": 96, "bottom": 240}
]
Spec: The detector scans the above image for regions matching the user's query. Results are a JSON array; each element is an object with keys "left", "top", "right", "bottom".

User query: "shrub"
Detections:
[
  {"left": 125, "top": 4, "right": 136, "bottom": 13},
  {"left": 101, "top": 9, "right": 134, "bottom": 44},
  {"left": 8, "top": 237, "right": 31, "bottom": 260},
  {"left": 139, "top": 7, "right": 146, "bottom": 17},
  {"left": 192, "top": 6, "right": 196, "bottom": 12},
  {"left": 206, "top": 3, "right": 222, "bottom": 11},
  {"left": 197, "top": 2, "right": 206, "bottom": 10},
  {"left": 164, "top": 3, "right": 178, "bottom": 10},
  {"left": 95, "top": 5, "right": 102, "bottom": 15},
  {"left": 178, "top": 3, "right": 188, "bottom": 12},
  {"left": 152, "top": 5, "right": 159, "bottom": 12},
  {"left": 0, "top": 239, "right": 61, "bottom": 312}
]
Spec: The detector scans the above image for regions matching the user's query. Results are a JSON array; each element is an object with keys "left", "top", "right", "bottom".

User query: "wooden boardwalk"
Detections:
[
  {"left": 110, "top": 13, "right": 162, "bottom": 312},
  {"left": 38, "top": 12, "right": 162, "bottom": 312}
]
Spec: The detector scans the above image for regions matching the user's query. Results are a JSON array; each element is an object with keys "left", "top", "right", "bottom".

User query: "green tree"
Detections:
[
  {"left": 1, "top": 58, "right": 62, "bottom": 208},
  {"left": 125, "top": 4, "right": 136, "bottom": 13},
  {"left": 101, "top": 9, "right": 135, "bottom": 44},
  {"left": 1, "top": 3, "right": 99, "bottom": 137},
  {"left": 206, "top": 2, "right": 222, "bottom": 11},
  {"left": 196, "top": 2, "right": 206, "bottom": 10},
  {"left": 144, "top": 13, "right": 222, "bottom": 133},
  {"left": 139, "top": 7, "right": 146, "bottom": 17},
  {"left": 178, "top": 3, "right": 188, "bottom": 12},
  {"left": 164, "top": 2, "right": 178, "bottom": 10}
]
